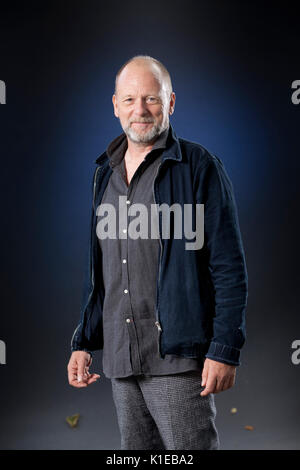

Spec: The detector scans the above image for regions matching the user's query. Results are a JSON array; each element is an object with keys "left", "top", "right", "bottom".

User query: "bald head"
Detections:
[{"left": 114, "top": 55, "right": 173, "bottom": 98}]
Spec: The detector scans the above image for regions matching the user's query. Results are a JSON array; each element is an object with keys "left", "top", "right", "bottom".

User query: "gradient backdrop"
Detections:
[{"left": 0, "top": 0, "right": 299, "bottom": 449}]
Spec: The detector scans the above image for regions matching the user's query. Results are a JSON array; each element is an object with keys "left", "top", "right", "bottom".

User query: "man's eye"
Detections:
[
  {"left": 147, "top": 97, "right": 158, "bottom": 103},
  {"left": 124, "top": 98, "right": 133, "bottom": 102}
]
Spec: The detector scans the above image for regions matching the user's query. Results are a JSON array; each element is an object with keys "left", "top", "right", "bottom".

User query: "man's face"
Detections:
[{"left": 112, "top": 62, "right": 175, "bottom": 144}]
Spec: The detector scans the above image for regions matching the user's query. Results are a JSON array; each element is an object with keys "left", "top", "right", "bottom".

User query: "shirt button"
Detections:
[
  {"left": 122, "top": 259, "right": 127, "bottom": 263},
  {"left": 126, "top": 318, "right": 131, "bottom": 323},
  {"left": 126, "top": 200, "right": 130, "bottom": 204},
  {"left": 122, "top": 229, "right": 127, "bottom": 233},
  {"left": 124, "top": 289, "right": 128, "bottom": 294}
]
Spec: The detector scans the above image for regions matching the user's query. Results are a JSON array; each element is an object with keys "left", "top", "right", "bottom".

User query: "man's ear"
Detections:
[
  {"left": 112, "top": 94, "right": 119, "bottom": 118},
  {"left": 169, "top": 92, "right": 176, "bottom": 116}
]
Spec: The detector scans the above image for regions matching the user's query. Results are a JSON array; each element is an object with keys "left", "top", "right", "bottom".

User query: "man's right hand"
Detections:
[{"left": 67, "top": 351, "right": 101, "bottom": 388}]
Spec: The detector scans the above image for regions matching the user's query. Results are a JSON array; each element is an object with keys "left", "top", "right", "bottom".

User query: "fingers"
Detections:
[
  {"left": 86, "top": 373, "right": 101, "bottom": 385},
  {"left": 69, "top": 378, "right": 89, "bottom": 388},
  {"left": 69, "top": 372, "right": 101, "bottom": 388},
  {"left": 200, "top": 359, "right": 237, "bottom": 396},
  {"left": 86, "top": 355, "right": 92, "bottom": 367},
  {"left": 217, "top": 373, "right": 235, "bottom": 392},
  {"left": 214, "top": 376, "right": 228, "bottom": 393},
  {"left": 225, "top": 374, "right": 235, "bottom": 390},
  {"left": 220, "top": 376, "right": 231, "bottom": 392},
  {"left": 67, "top": 352, "right": 100, "bottom": 388},
  {"left": 200, "top": 373, "right": 235, "bottom": 396},
  {"left": 67, "top": 362, "right": 78, "bottom": 385},
  {"left": 200, "top": 374, "right": 217, "bottom": 396},
  {"left": 69, "top": 373, "right": 101, "bottom": 388},
  {"left": 76, "top": 356, "right": 86, "bottom": 383},
  {"left": 201, "top": 362, "right": 208, "bottom": 387}
]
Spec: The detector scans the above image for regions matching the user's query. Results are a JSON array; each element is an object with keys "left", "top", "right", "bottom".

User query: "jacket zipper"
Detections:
[
  {"left": 71, "top": 165, "right": 102, "bottom": 350},
  {"left": 153, "top": 161, "right": 164, "bottom": 357}
]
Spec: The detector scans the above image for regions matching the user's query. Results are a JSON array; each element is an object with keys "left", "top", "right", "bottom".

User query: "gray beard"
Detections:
[{"left": 123, "top": 121, "right": 167, "bottom": 144}]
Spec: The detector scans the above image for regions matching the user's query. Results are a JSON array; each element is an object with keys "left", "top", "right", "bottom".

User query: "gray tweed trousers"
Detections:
[{"left": 111, "top": 370, "right": 220, "bottom": 450}]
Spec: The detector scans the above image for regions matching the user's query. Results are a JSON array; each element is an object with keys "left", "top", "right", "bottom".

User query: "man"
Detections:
[{"left": 67, "top": 55, "right": 248, "bottom": 450}]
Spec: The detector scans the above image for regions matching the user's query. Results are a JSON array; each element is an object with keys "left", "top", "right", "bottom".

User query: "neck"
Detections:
[{"left": 125, "top": 138, "right": 157, "bottom": 161}]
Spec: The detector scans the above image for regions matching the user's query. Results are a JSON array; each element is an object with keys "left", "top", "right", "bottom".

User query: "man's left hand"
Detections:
[{"left": 200, "top": 358, "right": 236, "bottom": 396}]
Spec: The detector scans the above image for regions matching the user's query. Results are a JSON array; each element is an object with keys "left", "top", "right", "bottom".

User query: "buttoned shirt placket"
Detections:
[{"left": 117, "top": 156, "right": 153, "bottom": 375}]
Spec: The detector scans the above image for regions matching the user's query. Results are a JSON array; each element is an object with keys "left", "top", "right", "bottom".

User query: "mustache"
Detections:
[{"left": 129, "top": 118, "right": 155, "bottom": 124}]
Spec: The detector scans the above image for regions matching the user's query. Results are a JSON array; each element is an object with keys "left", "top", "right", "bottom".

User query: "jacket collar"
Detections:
[{"left": 94, "top": 123, "right": 182, "bottom": 165}]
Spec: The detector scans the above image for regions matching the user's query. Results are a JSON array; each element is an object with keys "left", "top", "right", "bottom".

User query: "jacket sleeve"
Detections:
[
  {"left": 196, "top": 154, "right": 248, "bottom": 366},
  {"left": 70, "top": 166, "right": 101, "bottom": 357}
]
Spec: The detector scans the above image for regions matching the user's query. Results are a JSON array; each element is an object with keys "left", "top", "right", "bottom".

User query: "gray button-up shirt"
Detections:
[{"left": 97, "top": 125, "right": 203, "bottom": 378}]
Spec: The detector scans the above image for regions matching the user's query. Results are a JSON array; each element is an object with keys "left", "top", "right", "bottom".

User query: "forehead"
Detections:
[{"left": 116, "top": 62, "right": 164, "bottom": 95}]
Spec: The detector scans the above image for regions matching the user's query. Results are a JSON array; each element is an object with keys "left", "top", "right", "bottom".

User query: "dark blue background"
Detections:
[{"left": 0, "top": 0, "right": 299, "bottom": 449}]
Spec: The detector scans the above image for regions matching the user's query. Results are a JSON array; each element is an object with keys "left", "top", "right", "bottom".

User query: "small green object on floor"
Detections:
[{"left": 66, "top": 413, "right": 80, "bottom": 428}]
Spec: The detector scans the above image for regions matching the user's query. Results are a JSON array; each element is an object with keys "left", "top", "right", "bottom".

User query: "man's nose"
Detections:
[{"left": 133, "top": 97, "right": 149, "bottom": 115}]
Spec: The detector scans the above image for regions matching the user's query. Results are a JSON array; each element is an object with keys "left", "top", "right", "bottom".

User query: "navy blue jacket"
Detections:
[{"left": 71, "top": 125, "right": 248, "bottom": 366}]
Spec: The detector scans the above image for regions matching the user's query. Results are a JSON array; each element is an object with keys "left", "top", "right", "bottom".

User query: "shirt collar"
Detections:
[
  {"left": 95, "top": 123, "right": 182, "bottom": 165},
  {"left": 106, "top": 125, "right": 170, "bottom": 169}
]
